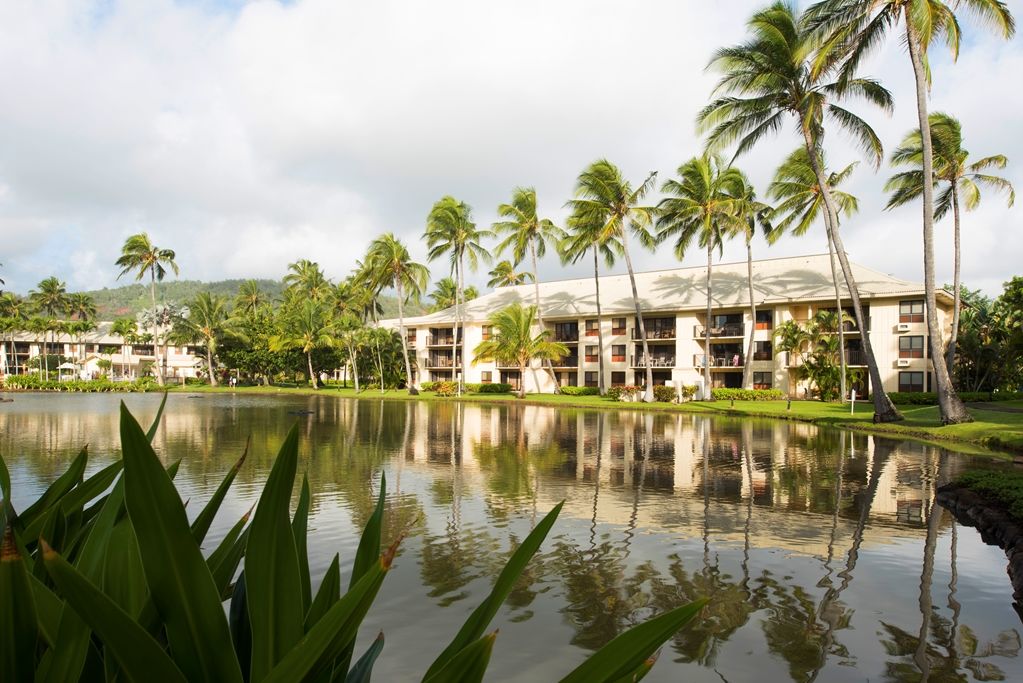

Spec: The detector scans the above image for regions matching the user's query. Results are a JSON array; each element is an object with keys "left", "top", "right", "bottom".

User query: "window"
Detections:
[
  {"left": 585, "top": 345, "right": 598, "bottom": 362},
  {"left": 481, "top": 325, "right": 492, "bottom": 341},
  {"left": 899, "top": 336, "right": 924, "bottom": 359},
  {"left": 611, "top": 317, "right": 626, "bottom": 335},
  {"left": 755, "top": 310, "right": 773, "bottom": 330},
  {"left": 585, "top": 371, "right": 598, "bottom": 387},
  {"left": 753, "top": 372, "right": 772, "bottom": 389},
  {"left": 585, "top": 319, "right": 599, "bottom": 336},
  {"left": 481, "top": 371, "right": 492, "bottom": 384},
  {"left": 899, "top": 371, "right": 925, "bottom": 393},
  {"left": 611, "top": 345, "right": 626, "bottom": 362},
  {"left": 554, "top": 322, "right": 578, "bottom": 342},
  {"left": 900, "top": 300, "right": 924, "bottom": 323},
  {"left": 406, "top": 329, "right": 416, "bottom": 342},
  {"left": 753, "top": 340, "right": 772, "bottom": 361},
  {"left": 611, "top": 371, "right": 626, "bottom": 386}
]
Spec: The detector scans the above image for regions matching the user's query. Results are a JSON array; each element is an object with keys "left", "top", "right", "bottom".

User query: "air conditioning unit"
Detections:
[
  {"left": 896, "top": 359, "right": 911, "bottom": 367},
  {"left": 896, "top": 323, "right": 911, "bottom": 333}
]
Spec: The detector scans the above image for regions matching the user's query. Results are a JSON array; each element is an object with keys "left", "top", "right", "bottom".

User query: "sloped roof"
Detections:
[{"left": 391, "top": 253, "right": 947, "bottom": 326}]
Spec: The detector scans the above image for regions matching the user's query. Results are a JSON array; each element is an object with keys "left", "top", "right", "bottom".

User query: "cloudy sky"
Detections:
[{"left": 1, "top": 0, "right": 1019, "bottom": 299}]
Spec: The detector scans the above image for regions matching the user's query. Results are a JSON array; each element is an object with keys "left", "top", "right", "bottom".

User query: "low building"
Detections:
[
  {"left": 386, "top": 253, "right": 953, "bottom": 397},
  {"left": 0, "top": 322, "right": 202, "bottom": 380}
]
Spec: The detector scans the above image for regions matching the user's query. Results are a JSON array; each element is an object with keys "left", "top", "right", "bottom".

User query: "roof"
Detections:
[
  {"left": 389, "top": 253, "right": 949, "bottom": 326},
  {"left": 7, "top": 321, "right": 179, "bottom": 345}
]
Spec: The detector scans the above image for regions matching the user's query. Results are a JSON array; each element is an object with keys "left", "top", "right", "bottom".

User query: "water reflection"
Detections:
[{"left": 2, "top": 394, "right": 1021, "bottom": 682}]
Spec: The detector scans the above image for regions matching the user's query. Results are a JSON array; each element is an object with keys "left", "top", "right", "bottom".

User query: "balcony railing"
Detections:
[
  {"left": 633, "top": 328, "right": 676, "bottom": 340},
  {"left": 427, "top": 357, "right": 455, "bottom": 368},
  {"left": 553, "top": 332, "right": 580, "bottom": 343},
  {"left": 791, "top": 317, "right": 871, "bottom": 333},
  {"left": 845, "top": 350, "right": 869, "bottom": 366},
  {"left": 552, "top": 356, "right": 580, "bottom": 368},
  {"left": 427, "top": 336, "right": 458, "bottom": 347},
  {"left": 694, "top": 323, "right": 745, "bottom": 338},
  {"left": 694, "top": 354, "right": 744, "bottom": 368},
  {"left": 751, "top": 351, "right": 773, "bottom": 361},
  {"left": 631, "top": 355, "right": 676, "bottom": 368}
]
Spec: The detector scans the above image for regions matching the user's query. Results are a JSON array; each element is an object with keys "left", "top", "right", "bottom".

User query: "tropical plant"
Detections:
[
  {"left": 66, "top": 292, "right": 97, "bottom": 321},
  {"left": 115, "top": 233, "right": 179, "bottom": 387},
  {"left": 493, "top": 187, "right": 565, "bottom": 392},
  {"left": 566, "top": 160, "right": 658, "bottom": 401},
  {"left": 486, "top": 260, "right": 533, "bottom": 289},
  {"left": 655, "top": 154, "right": 751, "bottom": 396},
  {"left": 173, "top": 292, "right": 238, "bottom": 386},
  {"left": 110, "top": 317, "right": 140, "bottom": 379},
  {"left": 767, "top": 147, "right": 859, "bottom": 402},
  {"left": 425, "top": 196, "right": 493, "bottom": 394},
  {"left": 29, "top": 277, "right": 70, "bottom": 380},
  {"left": 271, "top": 299, "right": 333, "bottom": 389},
  {"left": 885, "top": 112, "right": 1015, "bottom": 372},
  {"left": 235, "top": 279, "right": 270, "bottom": 317},
  {"left": 0, "top": 293, "right": 28, "bottom": 374},
  {"left": 697, "top": 2, "right": 902, "bottom": 423},
  {"left": 282, "top": 259, "right": 331, "bottom": 303},
  {"left": 428, "top": 278, "right": 479, "bottom": 312},
  {"left": 730, "top": 176, "right": 774, "bottom": 390},
  {"left": 806, "top": 0, "right": 1014, "bottom": 423},
  {"left": 363, "top": 233, "right": 429, "bottom": 394},
  {"left": 775, "top": 311, "right": 860, "bottom": 400},
  {"left": 473, "top": 303, "right": 569, "bottom": 399}
]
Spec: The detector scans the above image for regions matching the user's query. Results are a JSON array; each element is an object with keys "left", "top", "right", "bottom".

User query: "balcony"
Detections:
[
  {"left": 845, "top": 350, "right": 869, "bottom": 366},
  {"left": 426, "top": 356, "right": 455, "bottom": 368},
  {"left": 633, "top": 328, "right": 676, "bottom": 340},
  {"left": 631, "top": 355, "right": 676, "bottom": 368},
  {"left": 751, "top": 351, "right": 773, "bottom": 361},
  {"left": 553, "top": 331, "right": 580, "bottom": 343},
  {"left": 791, "top": 317, "right": 871, "bottom": 334},
  {"left": 694, "top": 354, "right": 745, "bottom": 368},
  {"left": 694, "top": 323, "right": 745, "bottom": 339},
  {"left": 552, "top": 356, "right": 580, "bottom": 368},
  {"left": 427, "top": 336, "right": 458, "bottom": 347}
]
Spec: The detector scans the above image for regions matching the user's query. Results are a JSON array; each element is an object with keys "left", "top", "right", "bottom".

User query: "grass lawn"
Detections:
[{"left": 175, "top": 384, "right": 1023, "bottom": 455}]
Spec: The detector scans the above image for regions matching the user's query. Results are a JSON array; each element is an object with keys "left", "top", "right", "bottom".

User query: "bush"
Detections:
[
  {"left": 434, "top": 381, "right": 458, "bottom": 397},
  {"left": 419, "top": 381, "right": 438, "bottom": 392},
  {"left": 185, "top": 377, "right": 207, "bottom": 386},
  {"left": 653, "top": 385, "right": 677, "bottom": 403},
  {"left": 2, "top": 375, "right": 158, "bottom": 393},
  {"left": 889, "top": 391, "right": 1023, "bottom": 405},
  {"left": 710, "top": 388, "right": 785, "bottom": 401},
  {"left": 955, "top": 469, "right": 1023, "bottom": 520},
  {"left": 679, "top": 385, "right": 698, "bottom": 402},
  {"left": 559, "top": 386, "right": 601, "bottom": 396},
  {"left": 474, "top": 383, "right": 513, "bottom": 394}
]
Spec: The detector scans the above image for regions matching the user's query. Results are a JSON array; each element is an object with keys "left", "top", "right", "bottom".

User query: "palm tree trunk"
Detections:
[
  {"left": 743, "top": 237, "right": 756, "bottom": 390},
  {"left": 531, "top": 240, "right": 559, "bottom": 393},
  {"left": 906, "top": 20, "right": 970, "bottom": 424},
  {"left": 207, "top": 345, "right": 218, "bottom": 387},
  {"left": 519, "top": 360, "right": 527, "bottom": 399},
  {"left": 397, "top": 280, "right": 417, "bottom": 395},
  {"left": 828, "top": 235, "right": 847, "bottom": 403},
  {"left": 348, "top": 344, "right": 360, "bottom": 393},
  {"left": 307, "top": 350, "right": 318, "bottom": 389},
  {"left": 620, "top": 227, "right": 653, "bottom": 402},
  {"left": 945, "top": 185, "right": 962, "bottom": 376},
  {"left": 592, "top": 246, "right": 606, "bottom": 395},
  {"left": 800, "top": 125, "right": 902, "bottom": 423},
  {"left": 456, "top": 254, "right": 465, "bottom": 395},
  {"left": 704, "top": 240, "right": 713, "bottom": 398},
  {"left": 149, "top": 270, "right": 164, "bottom": 386}
]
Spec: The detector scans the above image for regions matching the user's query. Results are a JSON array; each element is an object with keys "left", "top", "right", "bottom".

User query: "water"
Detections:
[{"left": 2, "top": 392, "right": 1021, "bottom": 682}]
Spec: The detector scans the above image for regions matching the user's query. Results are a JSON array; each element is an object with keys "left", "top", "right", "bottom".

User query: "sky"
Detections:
[{"left": 0, "top": 0, "right": 1020, "bottom": 300}]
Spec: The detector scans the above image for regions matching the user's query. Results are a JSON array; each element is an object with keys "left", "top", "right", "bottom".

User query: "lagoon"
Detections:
[{"left": 3, "top": 392, "right": 1021, "bottom": 681}]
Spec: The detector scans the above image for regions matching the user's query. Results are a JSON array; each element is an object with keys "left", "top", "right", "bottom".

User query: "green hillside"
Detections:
[{"left": 81, "top": 279, "right": 425, "bottom": 319}]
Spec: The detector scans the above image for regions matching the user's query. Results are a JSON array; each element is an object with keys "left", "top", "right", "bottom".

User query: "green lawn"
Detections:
[{"left": 175, "top": 384, "right": 1023, "bottom": 455}]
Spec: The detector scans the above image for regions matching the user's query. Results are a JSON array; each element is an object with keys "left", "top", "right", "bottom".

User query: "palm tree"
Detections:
[
  {"left": 110, "top": 317, "right": 138, "bottom": 379},
  {"left": 493, "top": 187, "right": 565, "bottom": 392},
  {"left": 884, "top": 112, "right": 1015, "bottom": 372},
  {"left": 67, "top": 293, "right": 97, "bottom": 321},
  {"left": 697, "top": 2, "right": 903, "bottom": 422},
  {"left": 29, "top": 276, "right": 69, "bottom": 380},
  {"left": 0, "top": 293, "right": 28, "bottom": 374},
  {"left": 428, "top": 278, "right": 479, "bottom": 312},
  {"left": 768, "top": 147, "right": 860, "bottom": 402},
  {"left": 472, "top": 303, "right": 568, "bottom": 399},
  {"left": 175, "top": 292, "right": 235, "bottom": 386},
  {"left": 566, "top": 160, "right": 658, "bottom": 401},
  {"left": 656, "top": 154, "right": 749, "bottom": 397},
  {"left": 486, "top": 261, "right": 534, "bottom": 289},
  {"left": 730, "top": 176, "right": 774, "bottom": 390},
  {"left": 282, "top": 259, "right": 330, "bottom": 302},
  {"left": 806, "top": 0, "right": 1014, "bottom": 423},
  {"left": 115, "top": 233, "right": 179, "bottom": 386},
  {"left": 425, "top": 196, "right": 493, "bottom": 394},
  {"left": 270, "top": 299, "right": 333, "bottom": 389},
  {"left": 234, "top": 279, "right": 269, "bottom": 317},
  {"left": 364, "top": 233, "right": 430, "bottom": 394}
]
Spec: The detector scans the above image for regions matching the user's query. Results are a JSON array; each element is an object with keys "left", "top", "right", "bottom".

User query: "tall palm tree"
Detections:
[
  {"left": 566, "top": 160, "right": 658, "bottom": 401},
  {"left": 110, "top": 317, "right": 139, "bottom": 379},
  {"left": 29, "top": 276, "right": 69, "bottom": 380},
  {"left": 175, "top": 292, "right": 235, "bottom": 386},
  {"left": 364, "top": 233, "right": 430, "bottom": 394},
  {"left": 559, "top": 216, "right": 622, "bottom": 396},
  {"left": 0, "top": 292, "right": 28, "bottom": 374},
  {"left": 806, "top": 0, "right": 1014, "bottom": 423},
  {"left": 730, "top": 176, "right": 774, "bottom": 390},
  {"left": 67, "top": 293, "right": 97, "bottom": 321},
  {"left": 428, "top": 278, "right": 479, "bottom": 312},
  {"left": 234, "top": 279, "right": 269, "bottom": 317},
  {"left": 424, "top": 196, "right": 493, "bottom": 394},
  {"left": 656, "top": 154, "right": 749, "bottom": 397},
  {"left": 493, "top": 187, "right": 565, "bottom": 392},
  {"left": 486, "top": 260, "right": 534, "bottom": 289},
  {"left": 270, "top": 298, "right": 333, "bottom": 389},
  {"left": 885, "top": 112, "right": 1015, "bottom": 372},
  {"left": 352, "top": 258, "right": 389, "bottom": 393},
  {"left": 115, "top": 232, "right": 179, "bottom": 386},
  {"left": 697, "top": 2, "right": 903, "bottom": 422},
  {"left": 768, "top": 147, "right": 860, "bottom": 402},
  {"left": 282, "top": 259, "right": 330, "bottom": 302},
  {"left": 472, "top": 303, "right": 568, "bottom": 399}
]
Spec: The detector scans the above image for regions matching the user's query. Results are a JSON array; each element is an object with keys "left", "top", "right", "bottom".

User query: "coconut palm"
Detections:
[
  {"left": 729, "top": 176, "right": 774, "bottom": 390},
  {"left": 364, "top": 233, "right": 430, "bottom": 394},
  {"left": 487, "top": 261, "right": 534, "bottom": 289},
  {"left": 175, "top": 292, "right": 236, "bottom": 386},
  {"left": 472, "top": 303, "right": 568, "bottom": 399},
  {"left": 65, "top": 319, "right": 97, "bottom": 364},
  {"left": 29, "top": 277, "right": 69, "bottom": 380},
  {"left": 110, "top": 317, "right": 139, "bottom": 379},
  {"left": 566, "top": 160, "right": 658, "bottom": 401},
  {"left": 806, "top": 0, "right": 1014, "bottom": 423},
  {"left": 424, "top": 196, "right": 493, "bottom": 394},
  {"left": 428, "top": 278, "right": 479, "bottom": 312},
  {"left": 768, "top": 147, "right": 859, "bottom": 402},
  {"left": 0, "top": 293, "right": 28, "bottom": 374},
  {"left": 697, "top": 2, "right": 902, "bottom": 422},
  {"left": 67, "top": 293, "right": 97, "bottom": 321},
  {"left": 282, "top": 259, "right": 330, "bottom": 303},
  {"left": 270, "top": 298, "right": 333, "bottom": 389},
  {"left": 115, "top": 233, "right": 179, "bottom": 386},
  {"left": 885, "top": 112, "right": 1015, "bottom": 372},
  {"left": 655, "top": 154, "right": 749, "bottom": 397},
  {"left": 493, "top": 187, "right": 565, "bottom": 391},
  {"left": 234, "top": 279, "right": 270, "bottom": 317}
]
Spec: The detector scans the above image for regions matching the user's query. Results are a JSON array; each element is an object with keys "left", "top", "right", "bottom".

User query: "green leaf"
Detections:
[
  {"left": 305, "top": 553, "right": 340, "bottom": 632},
  {"left": 246, "top": 424, "right": 305, "bottom": 682},
  {"left": 293, "top": 474, "right": 312, "bottom": 612},
  {"left": 191, "top": 440, "right": 248, "bottom": 544},
  {"left": 41, "top": 540, "right": 188, "bottom": 683},
  {"left": 29, "top": 573, "right": 62, "bottom": 647},
  {"left": 557, "top": 599, "right": 708, "bottom": 683},
  {"left": 423, "top": 502, "right": 563, "bottom": 680},
  {"left": 146, "top": 392, "right": 169, "bottom": 442},
  {"left": 1, "top": 527, "right": 38, "bottom": 683},
  {"left": 606, "top": 653, "right": 657, "bottom": 683},
  {"left": 58, "top": 460, "right": 123, "bottom": 518},
  {"left": 209, "top": 514, "right": 251, "bottom": 600},
  {"left": 0, "top": 454, "right": 12, "bottom": 533},
  {"left": 119, "top": 401, "right": 242, "bottom": 683},
  {"left": 345, "top": 632, "right": 385, "bottom": 683},
  {"left": 230, "top": 571, "right": 252, "bottom": 683},
  {"left": 18, "top": 446, "right": 87, "bottom": 533},
  {"left": 349, "top": 474, "right": 385, "bottom": 590},
  {"left": 422, "top": 632, "right": 496, "bottom": 683}
]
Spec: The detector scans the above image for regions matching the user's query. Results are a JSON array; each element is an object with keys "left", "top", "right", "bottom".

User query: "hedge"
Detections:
[
  {"left": 559, "top": 386, "right": 601, "bottom": 396},
  {"left": 2, "top": 375, "right": 159, "bottom": 393},
  {"left": 888, "top": 391, "right": 1023, "bottom": 405},
  {"left": 710, "top": 388, "right": 785, "bottom": 401},
  {"left": 419, "top": 381, "right": 513, "bottom": 395}
]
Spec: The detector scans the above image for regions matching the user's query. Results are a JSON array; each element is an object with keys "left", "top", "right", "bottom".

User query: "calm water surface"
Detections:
[{"left": 3, "top": 393, "right": 1021, "bottom": 682}]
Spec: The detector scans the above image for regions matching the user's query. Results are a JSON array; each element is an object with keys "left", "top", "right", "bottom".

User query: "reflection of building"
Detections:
[
  {"left": 0, "top": 322, "right": 201, "bottom": 380},
  {"left": 385, "top": 254, "right": 953, "bottom": 397}
]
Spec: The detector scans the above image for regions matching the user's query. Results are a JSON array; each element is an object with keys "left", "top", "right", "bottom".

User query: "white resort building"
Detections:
[{"left": 388, "top": 253, "right": 953, "bottom": 398}]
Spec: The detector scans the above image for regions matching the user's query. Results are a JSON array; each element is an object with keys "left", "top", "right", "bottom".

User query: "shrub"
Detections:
[
  {"left": 653, "top": 385, "right": 677, "bottom": 403},
  {"left": 1, "top": 375, "right": 158, "bottom": 393},
  {"left": 679, "top": 385, "right": 698, "bottom": 401},
  {"left": 710, "top": 388, "right": 785, "bottom": 401},
  {"left": 955, "top": 469, "right": 1023, "bottom": 520},
  {"left": 560, "top": 386, "right": 600, "bottom": 396},
  {"left": 434, "top": 381, "right": 458, "bottom": 397},
  {"left": 474, "top": 383, "right": 513, "bottom": 394},
  {"left": 419, "top": 381, "right": 438, "bottom": 392},
  {"left": 888, "top": 391, "right": 1023, "bottom": 405}
]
